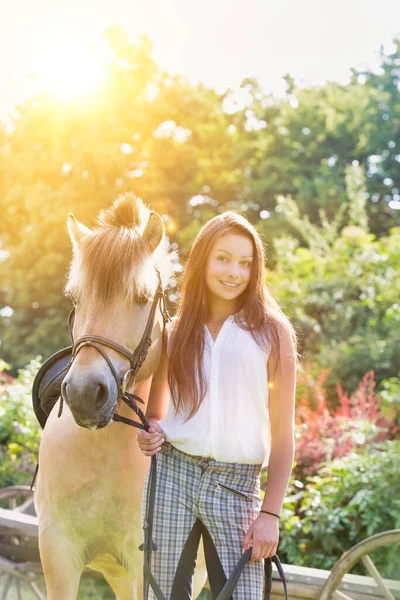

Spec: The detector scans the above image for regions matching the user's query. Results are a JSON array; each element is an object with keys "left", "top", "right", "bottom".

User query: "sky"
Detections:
[{"left": 1, "top": 0, "right": 400, "bottom": 119}]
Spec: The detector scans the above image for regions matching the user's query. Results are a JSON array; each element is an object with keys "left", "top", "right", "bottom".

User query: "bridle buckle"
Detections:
[{"left": 121, "top": 369, "right": 135, "bottom": 397}]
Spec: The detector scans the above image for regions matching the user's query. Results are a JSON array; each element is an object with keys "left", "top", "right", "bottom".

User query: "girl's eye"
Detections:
[
  {"left": 217, "top": 256, "right": 228, "bottom": 262},
  {"left": 241, "top": 261, "right": 252, "bottom": 268}
]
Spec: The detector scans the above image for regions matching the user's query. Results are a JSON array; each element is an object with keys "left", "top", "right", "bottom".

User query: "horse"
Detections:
[{"left": 34, "top": 194, "right": 206, "bottom": 599}]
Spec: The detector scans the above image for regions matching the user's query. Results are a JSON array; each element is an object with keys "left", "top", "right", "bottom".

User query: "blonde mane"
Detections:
[{"left": 65, "top": 193, "right": 175, "bottom": 306}]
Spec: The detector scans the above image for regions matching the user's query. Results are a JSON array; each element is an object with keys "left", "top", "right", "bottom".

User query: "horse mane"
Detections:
[{"left": 65, "top": 193, "right": 175, "bottom": 307}]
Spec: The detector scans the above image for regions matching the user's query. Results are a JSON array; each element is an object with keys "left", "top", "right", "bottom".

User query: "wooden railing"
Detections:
[{"left": 270, "top": 563, "right": 400, "bottom": 599}]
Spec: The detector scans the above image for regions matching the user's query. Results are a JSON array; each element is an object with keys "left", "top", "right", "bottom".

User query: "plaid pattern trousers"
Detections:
[{"left": 142, "top": 441, "right": 265, "bottom": 599}]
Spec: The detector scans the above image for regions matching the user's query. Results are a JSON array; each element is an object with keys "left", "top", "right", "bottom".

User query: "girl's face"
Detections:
[{"left": 205, "top": 232, "right": 254, "bottom": 305}]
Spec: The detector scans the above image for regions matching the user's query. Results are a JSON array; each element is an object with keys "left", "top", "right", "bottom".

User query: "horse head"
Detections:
[{"left": 61, "top": 193, "right": 174, "bottom": 430}]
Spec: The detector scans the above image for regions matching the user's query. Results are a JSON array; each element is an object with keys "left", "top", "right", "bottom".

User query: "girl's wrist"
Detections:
[{"left": 259, "top": 509, "right": 280, "bottom": 519}]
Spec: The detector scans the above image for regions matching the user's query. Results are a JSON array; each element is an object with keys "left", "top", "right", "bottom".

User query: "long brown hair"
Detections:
[{"left": 168, "top": 211, "right": 297, "bottom": 418}]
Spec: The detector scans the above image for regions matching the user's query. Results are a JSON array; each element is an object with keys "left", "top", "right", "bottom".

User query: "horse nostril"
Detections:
[{"left": 94, "top": 383, "right": 108, "bottom": 410}]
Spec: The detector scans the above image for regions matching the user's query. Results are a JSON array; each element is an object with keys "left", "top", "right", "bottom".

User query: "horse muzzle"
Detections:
[
  {"left": 75, "top": 413, "right": 113, "bottom": 430},
  {"left": 61, "top": 373, "right": 118, "bottom": 429}
]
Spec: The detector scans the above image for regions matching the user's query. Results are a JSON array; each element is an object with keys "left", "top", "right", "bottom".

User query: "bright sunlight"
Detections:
[{"left": 33, "top": 37, "right": 107, "bottom": 101}]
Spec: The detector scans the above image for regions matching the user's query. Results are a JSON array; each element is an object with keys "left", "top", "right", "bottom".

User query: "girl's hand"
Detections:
[
  {"left": 242, "top": 513, "right": 279, "bottom": 561},
  {"left": 137, "top": 422, "right": 165, "bottom": 456}
]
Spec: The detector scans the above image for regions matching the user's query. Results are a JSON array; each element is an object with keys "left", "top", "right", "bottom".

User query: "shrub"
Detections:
[
  {"left": 379, "top": 377, "right": 400, "bottom": 430},
  {"left": 267, "top": 166, "right": 400, "bottom": 404},
  {"left": 0, "top": 358, "right": 41, "bottom": 488},
  {"left": 280, "top": 440, "right": 400, "bottom": 577},
  {"left": 294, "top": 366, "right": 397, "bottom": 478}
]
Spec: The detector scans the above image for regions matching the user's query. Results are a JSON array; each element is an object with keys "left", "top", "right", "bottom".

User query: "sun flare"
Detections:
[{"left": 34, "top": 38, "right": 107, "bottom": 101}]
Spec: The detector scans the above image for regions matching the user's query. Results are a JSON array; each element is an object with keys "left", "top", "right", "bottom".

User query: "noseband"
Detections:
[{"left": 59, "top": 267, "right": 170, "bottom": 430}]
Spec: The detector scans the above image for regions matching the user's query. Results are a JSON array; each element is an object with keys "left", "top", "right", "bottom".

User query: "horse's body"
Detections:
[
  {"left": 34, "top": 195, "right": 206, "bottom": 599},
  {"left": 36, "top": 394, "right": 150, "bottom": 598}
]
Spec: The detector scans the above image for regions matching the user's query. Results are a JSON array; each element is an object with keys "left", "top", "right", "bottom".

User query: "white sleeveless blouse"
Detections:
[{"left": 159, "top": 316, "right": 271, "bottom": 465}]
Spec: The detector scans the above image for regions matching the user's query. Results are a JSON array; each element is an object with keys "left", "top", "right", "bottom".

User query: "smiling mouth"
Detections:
[{"left": 220, "top": 280, "right": 240, "bottom": 288}]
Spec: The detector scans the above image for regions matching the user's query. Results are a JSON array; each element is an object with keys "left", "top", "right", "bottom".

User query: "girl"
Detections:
[{"left": 137, "top": 211, "right": 296, "bottom": 599}]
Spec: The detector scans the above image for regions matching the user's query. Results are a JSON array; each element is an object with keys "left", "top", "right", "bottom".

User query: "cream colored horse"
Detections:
[{"left": 34, "top": 195, "right": 206, "bottom": 599}]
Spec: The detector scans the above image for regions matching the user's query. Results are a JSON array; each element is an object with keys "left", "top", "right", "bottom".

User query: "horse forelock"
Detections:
[
  {"left": 97, "top": 193, "right": 149, "bottom": 230},
  {"left": 65, "top": 194, "right": 176, "bottom": 307}
]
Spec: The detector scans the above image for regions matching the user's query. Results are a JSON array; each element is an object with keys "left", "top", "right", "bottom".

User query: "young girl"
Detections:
[{"left": 137, "top": 211, "right": 296, "bottom": 599}]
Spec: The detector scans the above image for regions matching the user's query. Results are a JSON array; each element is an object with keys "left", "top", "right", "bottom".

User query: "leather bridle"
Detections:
[{"left": 59, "top": 267, "right": 170, "bottom": 430}]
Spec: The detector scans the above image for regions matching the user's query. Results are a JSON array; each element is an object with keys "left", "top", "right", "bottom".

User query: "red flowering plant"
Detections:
[{"left": 294, "top": 364, "right": 397, "bottom": 478}]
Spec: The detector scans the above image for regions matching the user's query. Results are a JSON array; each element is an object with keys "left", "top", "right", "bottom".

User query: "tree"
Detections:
[
  {"left": 0, "top": 26, "right": 241, "bottom": 368},
  {"left": 1, "top": 28, "right": 400, "bottom": 370},
  {"left": 267, "top": 164, "right": 400, "bottom": 401}
]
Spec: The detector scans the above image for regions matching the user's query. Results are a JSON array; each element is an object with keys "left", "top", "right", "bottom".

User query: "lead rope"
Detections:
[{"left": 142, "top": 285, "right": 170, "bottom": 600}]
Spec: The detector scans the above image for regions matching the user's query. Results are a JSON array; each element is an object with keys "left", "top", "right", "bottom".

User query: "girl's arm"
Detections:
[
  {"left": 262, "top": 320, "right": 296, "bottom": 514},
  {"left": 242, "top": 320, "right": 296, "bottom": 560}
]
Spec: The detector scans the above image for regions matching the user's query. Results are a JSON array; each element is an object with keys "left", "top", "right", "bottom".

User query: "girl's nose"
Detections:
[{"left": 227, "top": 263, "right": 240, "bottom": 279}]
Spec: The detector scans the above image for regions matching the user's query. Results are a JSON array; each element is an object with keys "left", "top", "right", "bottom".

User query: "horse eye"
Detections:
[{"left": 136, "top": 291, "right": 150, "bottom": 305}]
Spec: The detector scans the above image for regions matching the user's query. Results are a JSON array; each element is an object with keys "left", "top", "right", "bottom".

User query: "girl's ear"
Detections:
[
  {"left": 67, "top": 213, "right": 91, "bottom": 249},
  {"left": 143, "top": 211, "right": 165, "bottom": 253}
]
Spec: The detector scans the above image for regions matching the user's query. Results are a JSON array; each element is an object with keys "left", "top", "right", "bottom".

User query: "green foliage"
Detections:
[
  {"left": 0, "top": 26, "right": 240, "bottom": 369},
  {"left": 280, "top": 441, "right": 400, "bottom": 576},
  {"left": 379, "top": 377, "right": 400, "bottom": 430},
  {"left": 248, "top": 47, "right": 400, "bottom": 235},
  {"left": 197, "top": 588, "right": 211, "bottom": 600},
  {"left": 1, "top": 30, "right": 400, "bottom": 369},
  {"left": 268, "top": 165, "right": 400, "bottom": 402},
  {"left": 76, "top": 577, "right": 114, "bottom": 599},
  {"left": 0, "top": 359, "right": 41, "bottom": 488}
]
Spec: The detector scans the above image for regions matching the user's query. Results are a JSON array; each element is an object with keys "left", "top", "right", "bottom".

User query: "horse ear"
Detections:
[
  {"left": 143, "top": 211, "right": 165, "bottom": 253},
  {"left": 67, "top": 213, "right": 91, "bottom": 248}
]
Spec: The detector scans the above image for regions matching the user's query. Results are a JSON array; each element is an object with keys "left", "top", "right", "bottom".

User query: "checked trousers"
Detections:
[{"left": 142, "top": 441, "right": 265, "bottom": 600}]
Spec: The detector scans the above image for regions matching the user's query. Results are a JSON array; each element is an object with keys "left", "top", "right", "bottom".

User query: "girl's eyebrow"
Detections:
[{"left": 216, "top": 249, "right": 253, "bottom": 258}]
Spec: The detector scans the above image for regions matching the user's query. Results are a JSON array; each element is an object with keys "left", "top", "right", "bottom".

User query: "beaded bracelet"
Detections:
[{"left": 260, "top": 510, "right": 280, "bottom": 519}]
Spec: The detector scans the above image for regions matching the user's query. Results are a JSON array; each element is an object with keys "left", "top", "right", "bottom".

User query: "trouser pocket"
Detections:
[{"left": 216, "top": 481, "right": 253, "bottom": 500}]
